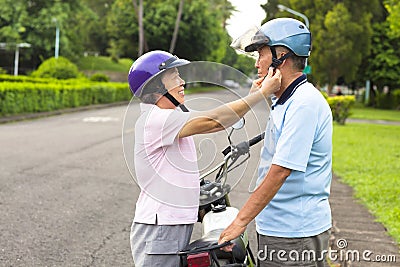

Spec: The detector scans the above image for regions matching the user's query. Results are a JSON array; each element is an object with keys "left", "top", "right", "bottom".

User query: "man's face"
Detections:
[
  {"left": 161, "top": 68, "right": 185, "bottom": 104},
  {"left": 255, "top": 46, "right": 273, "bottom": 78}
]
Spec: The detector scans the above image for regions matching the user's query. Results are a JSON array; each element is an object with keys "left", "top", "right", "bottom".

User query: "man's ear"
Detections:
[{"left": 278, "top": 53, "right": 291, "bottom": 69}]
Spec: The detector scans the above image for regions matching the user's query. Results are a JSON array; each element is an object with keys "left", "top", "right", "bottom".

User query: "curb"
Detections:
[{"left": 347, "top": 118, "right": 400, "bottom": 126}]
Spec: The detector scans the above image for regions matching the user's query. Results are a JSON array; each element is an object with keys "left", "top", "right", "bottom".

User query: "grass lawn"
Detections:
[
  {"left": 333, "top": 122, "right": 400, "bottom": 244},
  {"left": 350, "top": 105, "right": 400, "bottom": 122},
  {"left": 77, "top": 56, "right": 133, "bottom": 72}
]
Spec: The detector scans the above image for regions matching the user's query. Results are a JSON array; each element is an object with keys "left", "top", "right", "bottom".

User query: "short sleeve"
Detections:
[
  {"left": 272, "top": 104, "right": 317, "bottom": 172},
  {"left": 144, "top": 108, "right": 190, "bottom": 148}
]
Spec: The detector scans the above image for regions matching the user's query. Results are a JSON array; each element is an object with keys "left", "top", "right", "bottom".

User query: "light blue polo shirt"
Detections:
[{"left": 256, "top": 75, "right": 333, "bottom": 238}]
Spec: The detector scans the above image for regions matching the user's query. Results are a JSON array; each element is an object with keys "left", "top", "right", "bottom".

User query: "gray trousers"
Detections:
[
  {"left": 130, "top": 222, "right": 194, "bottom": 267},
  {"left": 257, "top": 229, "right": 331, "bottom": 267}
]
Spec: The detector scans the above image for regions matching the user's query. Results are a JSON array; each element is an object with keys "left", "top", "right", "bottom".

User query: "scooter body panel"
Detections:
[{"left": 202, "top": 207, "right": 239, "bottom": 236}]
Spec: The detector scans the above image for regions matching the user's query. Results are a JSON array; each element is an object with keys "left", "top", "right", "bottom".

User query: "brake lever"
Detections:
[{"left": 231, "top": 141, "right": 250, "bottom": 161}]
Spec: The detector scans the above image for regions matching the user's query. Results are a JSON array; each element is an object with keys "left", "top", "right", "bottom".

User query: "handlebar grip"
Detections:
[
  {"left": 222, "top": 146, "right": 231, "bottom": 156},
  {"left": 248, "top": 132, "right": 265, "bottom": 147},
  {"left": 222, "top": 132, "right": 265, "bottom": 156}
]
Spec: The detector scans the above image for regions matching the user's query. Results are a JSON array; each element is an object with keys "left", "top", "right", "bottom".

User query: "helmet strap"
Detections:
[
  {"left": 164, "top": 92, "right": 189, "bottom": 112},
  {"left": 269, "top": 47, "right": 293, "bottom": 68}
]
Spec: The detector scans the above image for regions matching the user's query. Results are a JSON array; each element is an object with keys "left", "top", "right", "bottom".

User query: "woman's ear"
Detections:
[{"left": 141, "top": 93, "right": 162, "bottom": 104}]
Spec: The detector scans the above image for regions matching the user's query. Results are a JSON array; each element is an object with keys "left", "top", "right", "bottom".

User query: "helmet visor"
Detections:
[
  {"left": 231, "top": 26, "right": 270, "bottom": 57},
  {"left": 159, "top": 56, "right": 190, "bottom": 70}
]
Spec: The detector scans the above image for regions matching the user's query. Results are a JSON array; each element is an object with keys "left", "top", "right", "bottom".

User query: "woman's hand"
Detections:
[{"left": 250, "top": 67, "right": 281, "bottom": 97}]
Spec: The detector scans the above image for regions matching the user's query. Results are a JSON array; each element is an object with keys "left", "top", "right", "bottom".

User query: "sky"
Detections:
[{"left": 226, "top": 0, "right": 268, "bottom": 40}]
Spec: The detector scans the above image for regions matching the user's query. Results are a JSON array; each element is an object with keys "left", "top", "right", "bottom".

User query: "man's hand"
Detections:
[{"left": 218, "top": 219, "right": 247, "bottom": 252}]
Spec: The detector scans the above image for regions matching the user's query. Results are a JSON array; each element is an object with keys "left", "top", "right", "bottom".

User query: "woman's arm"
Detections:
[{"left": 178, "top": 68, "right": 281, "bottom": 138}]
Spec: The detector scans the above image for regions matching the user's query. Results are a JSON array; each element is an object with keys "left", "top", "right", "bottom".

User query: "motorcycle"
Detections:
[{"left": 178, "top": 119, "right": 265, "bottom": 267}]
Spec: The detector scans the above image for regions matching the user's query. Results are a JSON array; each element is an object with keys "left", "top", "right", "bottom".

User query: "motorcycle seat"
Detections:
[{"left": 184, "top": 229, "right": 246, "bottom": 262}]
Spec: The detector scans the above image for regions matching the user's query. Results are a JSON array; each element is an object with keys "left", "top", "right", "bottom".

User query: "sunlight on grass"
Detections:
[
  {"left": 350, "top": 106, "right": 400, "bottom": 122},
  {"left": 77, "top": 56, "right": 133, "bottom": 72},
  {"left": 333, "top": 123, "right": 400, "bottom": 243}
]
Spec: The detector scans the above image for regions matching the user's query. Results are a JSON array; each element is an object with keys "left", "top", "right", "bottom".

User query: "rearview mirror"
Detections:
[{"left": 231, "top": 118, "right": 245, "bottom": 130}]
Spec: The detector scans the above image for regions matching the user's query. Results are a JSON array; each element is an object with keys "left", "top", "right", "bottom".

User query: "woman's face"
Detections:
[{"left": 161, "top": 68, "right": 185, "bottom": 104}]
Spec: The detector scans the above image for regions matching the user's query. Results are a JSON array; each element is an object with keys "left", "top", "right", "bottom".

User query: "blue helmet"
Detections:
[
  {"left": 128, "top": 50, "right": 190, "bottom": 97},
  {"left": 245, "top": 18, "right": 311, "bottom": 57}
]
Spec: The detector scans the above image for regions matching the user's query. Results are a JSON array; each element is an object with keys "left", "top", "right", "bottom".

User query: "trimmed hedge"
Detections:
[
  {"left": 327, "top": 95, "right": 356, "bottom": 125},
  {"left": 321, "top": 91, "right": 355, "bottom": 125},
  {"left": 0, "top": 74, "right": 56, "bottom": 84},
  {"left": 0, "top": 74, "right": 96, "bottom": 85},
  {"left": 0, "top": 81, "right": 131, "bottom": 116}
]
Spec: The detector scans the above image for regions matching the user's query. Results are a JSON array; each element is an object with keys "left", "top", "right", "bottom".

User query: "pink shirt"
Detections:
[{"left": 133, "top": 104, "right": 200, "bottom": 225}]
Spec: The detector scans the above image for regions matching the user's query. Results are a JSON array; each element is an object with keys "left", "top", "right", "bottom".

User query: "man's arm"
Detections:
[{"left": 218, "top": 164, "right": 291, "bottom": 245}]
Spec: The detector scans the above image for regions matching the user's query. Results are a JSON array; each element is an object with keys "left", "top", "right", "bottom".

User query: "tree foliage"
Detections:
[
  {"left": 315, "top": 3, "right": 367, "bottom": 90},
  {"left": 1, "top": 0, "right": 400, "bottom": 94},
  {"left": 0, "top": 0, "right": 96, "bottom": 69},
  {"left": 385, "top": 0, "right": 400, "bottom": 38},
  {"left": 0, "top": 0, "right": 234, "bottom": 71},
  {"left": 106, "top": 0, "right": 230, "bottom": 62},
  {"left": 264, "top": 0, "right": 400, "bottom": 93},
  {"left": 366, "top": 22, "right": 400, "bottom": 90}
]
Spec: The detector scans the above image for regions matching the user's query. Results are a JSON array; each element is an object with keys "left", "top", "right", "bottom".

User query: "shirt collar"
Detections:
[
  {"left": 272, "top": 74, "right": 307, "bottom": 110},
  {"left": 140, "top": 103, "right": 186, "bottom": 112},
  {"left": 140, "top": 103, "right": 157, "bottom": 112}
]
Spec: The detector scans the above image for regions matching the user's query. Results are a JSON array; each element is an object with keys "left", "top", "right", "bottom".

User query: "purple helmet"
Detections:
[{"left": 128, "top": 50, "right": 190, "bottom": 97}]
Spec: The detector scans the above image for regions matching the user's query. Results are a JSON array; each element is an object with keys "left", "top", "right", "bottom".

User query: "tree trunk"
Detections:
[
  {"left": 138, "top": 0, "right": 144, "bottom": 57},
  {"left": 132, "top": 0, "right": 148, "bottom": 56},
  {"left": 169, "top": 0, "right": 184, "bottom": 54},
  {"left": 327, "top": 83, "right": 333, "bottom": 95}
]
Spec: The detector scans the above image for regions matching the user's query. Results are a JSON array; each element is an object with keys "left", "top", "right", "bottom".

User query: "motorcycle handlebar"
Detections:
[
  {"left": 222, "top": 132, "right": 265, "bottom": 156},
  {"left": 248, "top": 132, "right": 265, "bottom": 147}
]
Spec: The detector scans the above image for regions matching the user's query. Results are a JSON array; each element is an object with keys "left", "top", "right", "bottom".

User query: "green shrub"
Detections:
[
  {"left": 392, "top": 89, "right": 400, "bottom": 110},
  {"left": 375, "top": 91, "right": 393, "bottom": 110},
  {"left": 0, "top": 81, "right": 131, "bottom": 116},
  {"left": 90, "top": 73, "right": 110, "bottom": 82},
  {"left": 0, "top": 67, "right": 6, "bottom": 74},
  {"left": 31, "top": 57, "right": 82, "bottom": 80},
  {"left": 327, "top": 95, "right": 355, "bottom": 125}
]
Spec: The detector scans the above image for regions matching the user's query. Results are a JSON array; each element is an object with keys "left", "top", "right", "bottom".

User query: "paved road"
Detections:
[{"left": 0, "top": 90, "right": 268, "bottom": 266}]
